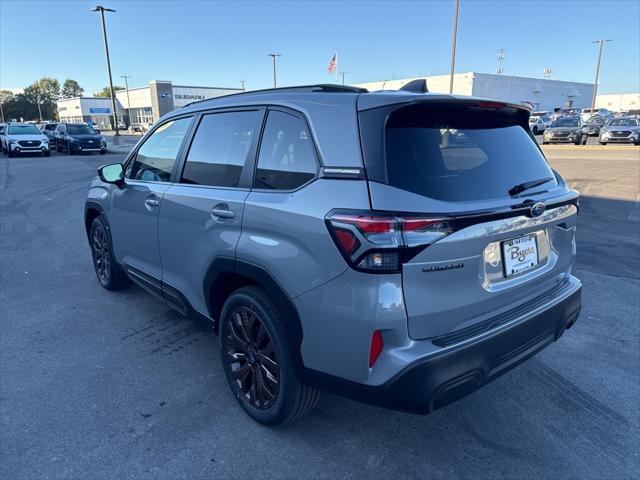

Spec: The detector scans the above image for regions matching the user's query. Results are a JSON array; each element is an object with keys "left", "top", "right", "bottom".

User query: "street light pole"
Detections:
[
  {"left": 91, "top": 6, "right": 119, "bottom": 136},
  {"left": 448, "top": 0, "right": 460, "bottom": 94},
  {"left": 340, "top": 72, "right": 348, "bottom": 85},
  {"left": 35, "top": 88, "right": 43, "bottom": 122},
  {"left": 591, "top": 39, "right": 612, "bottom": 110},
  {"left": 121, "top": 75, "right": 131, "bottom": 129},
  {"left": 240, "top": 80, "right": 246, "bottom": 92},
  {"left": 268, "top": 53, "right": 281, "bottom": 88}
]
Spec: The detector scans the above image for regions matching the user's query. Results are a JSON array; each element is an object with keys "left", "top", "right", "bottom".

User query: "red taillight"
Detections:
[
  {"left": 326, "top": 211, "right": 452, "bottom": 273},
  {"left": 369, "top": 330, "right": 384, "bottom": 368},
  {"left": 334, "top": 229, "right": 360, "bottom": 254},
  {"left": 475, "top": 101, "right": 507, "bottom": 110}
]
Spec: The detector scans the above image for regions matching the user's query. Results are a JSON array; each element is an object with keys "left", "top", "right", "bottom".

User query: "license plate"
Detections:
[{"left": 502, "top": 234, "right": 539, "bottom": 277}]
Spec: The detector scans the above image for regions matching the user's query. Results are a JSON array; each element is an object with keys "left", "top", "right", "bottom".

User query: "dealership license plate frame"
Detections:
[{"left": 502, "top": 234, "right": 539, "bottom": 278}]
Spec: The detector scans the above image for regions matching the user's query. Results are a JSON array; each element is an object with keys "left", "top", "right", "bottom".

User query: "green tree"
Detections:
[
  {"left": 94, "top": 86, "right": 124, "bottom": 98},
  {"left": 0, "top": 90, "right": 14, "bottom": 122},
  {"left": 21, "top": 78, "right": 61, "bottom": 120},
  {"left": 61, "top": 79, "right": 84, "bottom": 98}
]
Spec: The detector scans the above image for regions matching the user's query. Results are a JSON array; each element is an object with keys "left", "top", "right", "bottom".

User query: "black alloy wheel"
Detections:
[
  {"left": 91, "top": 222, "right": 111, "bottom": 285},
  {"left": 223, "top": 306, "right": 280, "bottom": 409}
]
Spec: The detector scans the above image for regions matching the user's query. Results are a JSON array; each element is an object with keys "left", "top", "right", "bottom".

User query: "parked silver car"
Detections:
[
  {"left": 85, "top": 85, "right": 582, "bottom": 425},
  {"left": 599, "top": 116, "right": 640, "bottom": 145}
]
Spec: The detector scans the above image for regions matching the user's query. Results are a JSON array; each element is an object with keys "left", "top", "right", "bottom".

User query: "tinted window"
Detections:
[
  {"left": 255, "top": 111, "right": 317, "bottom": 190},
  {"left": 363, "top": 103, "right": 557, "bottom": 202},
  {"left": 67, "top": 124, "right": 97, "bottom": 135},
  {"left": 126, "top": 117, "right": 191, "bottom": 182},
  {"left": 181, "top": 111, "right": 260, "bottom": 187}
]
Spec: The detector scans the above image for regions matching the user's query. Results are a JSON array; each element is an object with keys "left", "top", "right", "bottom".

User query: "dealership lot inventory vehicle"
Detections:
[
  {"left": 543, "top": 116, "right": 587, "bottom": 144},
  {"left": 85, "top": 85, "right": 582, "bottom": 425},
  {"left": 584, "top": 116, "right": 606, "bottom": 136},
  {"left": 0, "top": 123, "right": 7, "bottom": 153},
  {"left": 55, "top": 123, "right": 107, "bottom": 154},
  {"left": 599, "top": 116, "right": 640, "bottom": 145},
  {"left": 3, "top": 123, "right": 50, "bottom": 157},
  {"left": 529, "top": 114, "right": 552, "bottom": 134},
  {"left": 580, "top": 107, "right": 610, "bottom": 122},
  {"left": 39, "top": 122, "right": 59, "bottom": 148}
]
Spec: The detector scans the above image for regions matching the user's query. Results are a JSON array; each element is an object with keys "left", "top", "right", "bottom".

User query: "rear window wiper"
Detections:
[{"left": 508, "top": 177, "right": 554, "bottom": 196}]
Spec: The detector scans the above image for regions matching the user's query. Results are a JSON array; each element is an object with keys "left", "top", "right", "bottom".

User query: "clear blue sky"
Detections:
[{"left": 1, "top": 0, "right": 639, "bottom": 94}]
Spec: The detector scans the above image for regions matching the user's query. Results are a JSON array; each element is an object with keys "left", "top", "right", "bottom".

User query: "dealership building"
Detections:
[
  {"left": 357, "top": 72, "right": 595, "bottom": 111},
  {"left": 57, "top": 80, "right": 241, "bottom": 130}
]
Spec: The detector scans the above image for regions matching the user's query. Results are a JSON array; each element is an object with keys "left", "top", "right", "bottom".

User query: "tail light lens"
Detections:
[
  {"left": 369, "top": 330, "right": 384, "bottom": 368},
  {"left": 326, "top": 211, "right": 452, "bottom": 273}
]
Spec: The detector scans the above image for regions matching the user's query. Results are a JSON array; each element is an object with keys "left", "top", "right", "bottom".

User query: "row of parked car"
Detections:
[
  {"left": 528, "top": 108, "right": 640, "bottom": 145},
  {"left": 0, "top": 122, "right": 108, "bottom": 157}
]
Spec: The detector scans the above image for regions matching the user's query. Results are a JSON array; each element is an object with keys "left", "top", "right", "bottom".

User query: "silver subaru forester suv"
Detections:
[{"left": 85, "top": 85, "right": 582, "bottom": 425}]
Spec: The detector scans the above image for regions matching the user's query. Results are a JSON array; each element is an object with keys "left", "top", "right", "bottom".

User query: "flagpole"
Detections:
[{"left": 336, "top": 51, "right": 339, "bottom": 83}]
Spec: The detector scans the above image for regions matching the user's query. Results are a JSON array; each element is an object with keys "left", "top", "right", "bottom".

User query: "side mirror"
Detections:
[
  {"left": 94, "top": 129, "right": 101, "bottom": 134},
  {"left": 98, "top": 163, "right": 124, "bottom": 185}
]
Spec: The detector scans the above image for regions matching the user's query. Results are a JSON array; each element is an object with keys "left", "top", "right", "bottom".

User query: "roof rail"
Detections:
[{"left": 184, "top": 84, "right": 368, "bottom": 107}]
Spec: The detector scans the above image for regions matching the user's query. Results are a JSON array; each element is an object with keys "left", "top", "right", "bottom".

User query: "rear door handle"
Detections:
[{"left": 211, "top": 204, "right": 235, "bottom": 219}]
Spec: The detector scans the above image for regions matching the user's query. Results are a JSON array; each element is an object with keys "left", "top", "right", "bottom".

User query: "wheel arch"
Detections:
[
  {"left": 84, "top": 201, "right": 107, "bottom": 241},
  {"left": 204, "top": 258, "right": 305, "bottom": 373}
]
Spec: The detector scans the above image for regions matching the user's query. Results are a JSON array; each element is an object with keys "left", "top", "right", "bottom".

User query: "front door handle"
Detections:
[
  {"left": 145, "top": 198, "right": 160, "bottom": 208},
  {"left": 211, "top": 204, "right": 235, "bottom": 219}
]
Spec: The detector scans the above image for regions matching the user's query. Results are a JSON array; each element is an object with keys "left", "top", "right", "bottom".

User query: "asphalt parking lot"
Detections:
[{"left": 1, "top": 145, "right": 638, "bottom": 479}]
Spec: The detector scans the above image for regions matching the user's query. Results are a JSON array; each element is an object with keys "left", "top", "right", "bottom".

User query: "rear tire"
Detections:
[
  {"left": 600, "top": 142, "right": 607, "bottom": 145},
  {"left": 89, "top": 216, "right": 131, "bottom": 290},
  {"left": 542, "top": 141, "right": 549, "bottom": 145},
  {"left": 219, "top": 286, "right": 320, "bottom": 426},
  {"left": 532, "top": 126, "right": 538, "bottom": 135}
]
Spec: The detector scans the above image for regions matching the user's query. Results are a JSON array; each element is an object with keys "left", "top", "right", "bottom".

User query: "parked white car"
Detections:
[
  {"left": 580, "top": 108, "right": 610, "bottom": 122},
  {"left": 3, "top": 123, "right": 51, "bottom": 157},
  {"left": 529, "top": 114, "right": 552, "bottom": 135}
]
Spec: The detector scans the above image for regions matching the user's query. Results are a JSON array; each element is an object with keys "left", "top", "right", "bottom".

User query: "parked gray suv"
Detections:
[{"left": 85, "top": 85, "right": 582, "bottom": 425}]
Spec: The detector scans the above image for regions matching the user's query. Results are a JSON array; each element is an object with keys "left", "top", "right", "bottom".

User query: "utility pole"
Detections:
[
  {"left": 91, "top": 6, "right": 119, "bottom": 136},
  {"left": 121, "top": 75, "right": 131, "bottom": 129},
  {"left": 240, "top": 80, "right": 246, "bottom": 92},
  {"left": 35, "top": 87, "right": 43, "bottom": 122},
  {"left": 591, "top": 39, "right": 612, "bottom": 110},
  {"left": 340, "top": 72, "right": 348, "bottom": 85},
  {"left": 0, "top": 101, "right": 4, "bottom": 123},
  {"left": 268, "top": 53, "right": 281, "bottom": 88},
  {"left": 496, "top": 49, "right": 505, "bottom": 75},
  {"left": 448, "top": 0, "right": 460, "bottom": 94}
]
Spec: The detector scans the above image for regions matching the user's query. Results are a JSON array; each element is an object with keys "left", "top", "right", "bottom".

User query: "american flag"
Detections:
[{"left": 327, "top": 54, "right": 337, "bottom": 74}]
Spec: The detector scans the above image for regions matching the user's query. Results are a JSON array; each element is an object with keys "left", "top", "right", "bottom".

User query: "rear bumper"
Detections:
[{"left": 303, "top": 277, "right": 581, "bottom": 414}]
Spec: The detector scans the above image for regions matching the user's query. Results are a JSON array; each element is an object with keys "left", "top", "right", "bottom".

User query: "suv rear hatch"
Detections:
[{"left": 357, "top": 98, "right": 578, "bottom": 341}]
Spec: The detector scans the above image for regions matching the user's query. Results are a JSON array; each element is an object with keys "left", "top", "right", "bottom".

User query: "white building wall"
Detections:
[
  {"left": 115, "top": 87, "right": 151, "bottom": 110},
  {"left": 471, "top": 73, "right": 593, "bottom": 110},
  {"left": 357, "top": 73, "right": 594, "bottom": 111},
  {"left": 172, "top": 85, "right": 240, "bottom": 107},
  {"left": 355, "top": 73, "right": 474, "bottom": 96},
  {"left": 595, "top": 93, "right": 640, "bottom": 112}
]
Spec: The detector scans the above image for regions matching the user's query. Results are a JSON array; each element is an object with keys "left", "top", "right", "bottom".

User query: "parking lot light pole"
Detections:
[
  {"left": 240, "top": 80, "right": 246, "bottom": 92},
  {"left": 448, "top": 0, "right": 460, "bottom": 94},
  {"left": 268, "top": 53, "right": 281, "bottom": 88},
  {"left": 121, "top": 75, "right": 131, "bottom": 129},
  {"left": 91, "top": 5, "right": 119, "bottom": 136},
  {"left": 591, "top": 39, "right": 612, "bottom": 110}
]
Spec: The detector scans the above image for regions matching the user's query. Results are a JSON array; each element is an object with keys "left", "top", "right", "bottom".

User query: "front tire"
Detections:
[
  {"left": 89, "top": 216, "right": 131, "bottom": 290},
  {"left": 219, "top": 286, "right": 320, "bottom": 426}
]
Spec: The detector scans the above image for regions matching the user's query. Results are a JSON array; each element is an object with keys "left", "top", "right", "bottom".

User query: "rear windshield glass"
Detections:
[{"left": 361, "top": 102, "right": 557, "bottom": 202}]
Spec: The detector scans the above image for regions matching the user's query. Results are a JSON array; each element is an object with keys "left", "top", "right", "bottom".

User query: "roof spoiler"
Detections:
[{"left": 399, "top": 79, "right": 429, "bottom": 93}]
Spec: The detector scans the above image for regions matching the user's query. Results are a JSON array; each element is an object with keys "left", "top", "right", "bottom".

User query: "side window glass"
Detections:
[
  {"left": 181, "top": 111, "right": 260, "bottom": 187},
  {"left": 255, "top": 111, "right": 318, "bottom": 190},
  {"left": 126, "top": 117, "right": 191, "bottom": 182}
]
